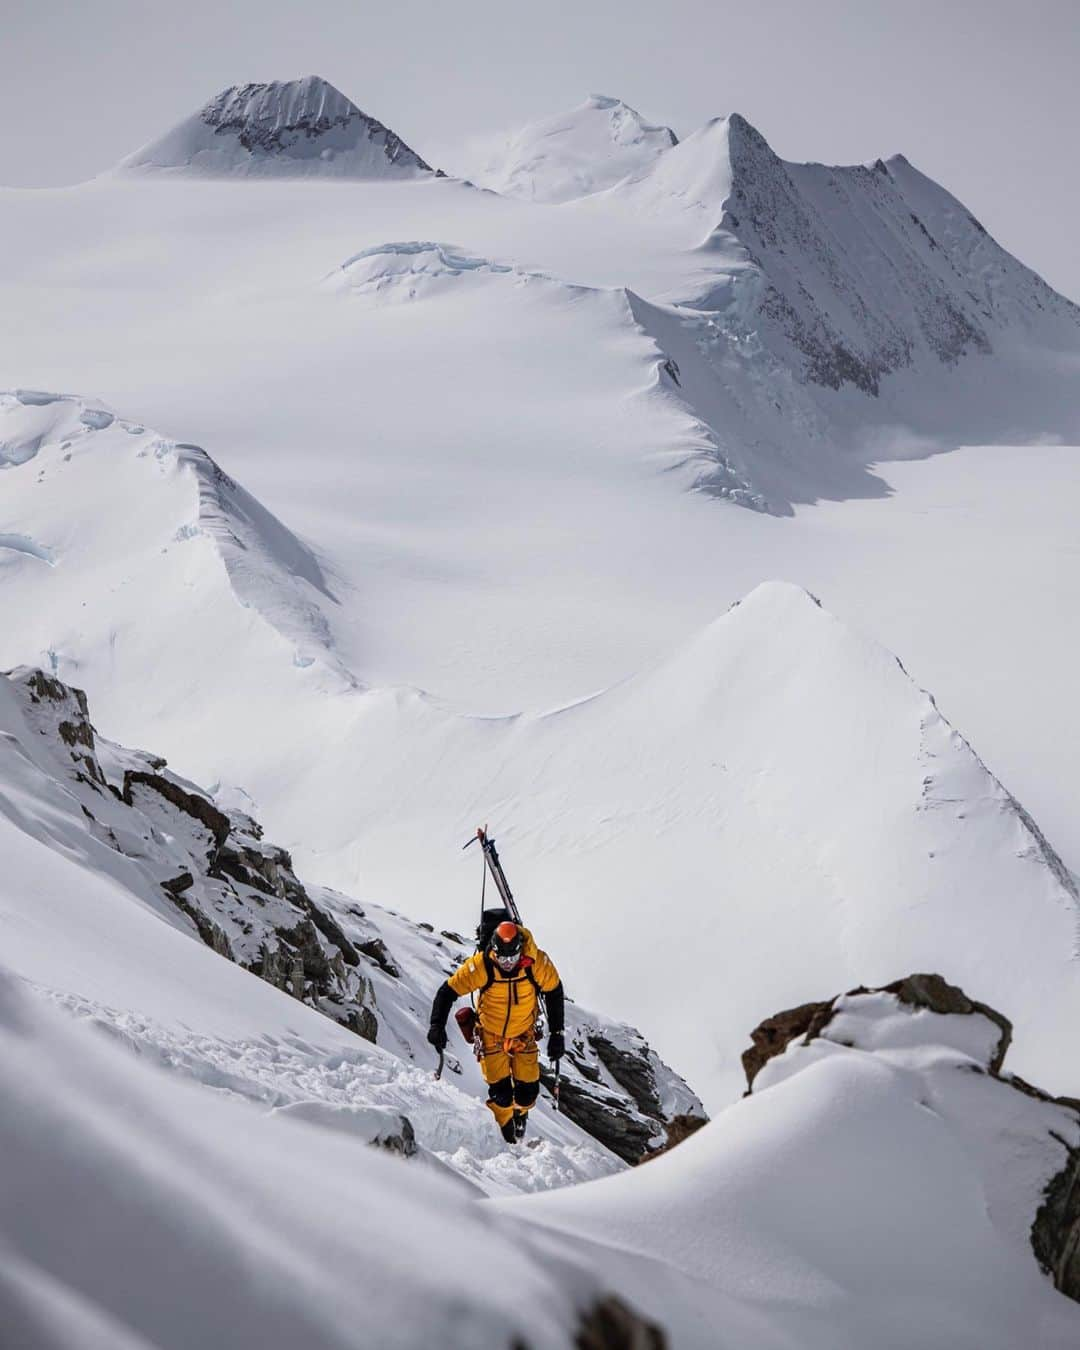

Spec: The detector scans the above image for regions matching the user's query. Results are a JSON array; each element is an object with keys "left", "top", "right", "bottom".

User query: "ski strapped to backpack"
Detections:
[{"left": 463, "top": 826, "right": 522, "bottom": 927}]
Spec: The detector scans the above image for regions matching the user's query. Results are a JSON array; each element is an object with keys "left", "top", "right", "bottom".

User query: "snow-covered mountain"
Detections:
[
  {"left": 0, "top": 662, "right": 702, "bottom": 1185},
  {"left": 116, "top": 76, "right": 434, "bottom": 179},
  {"left": 474, "top": 94, "right": 677, "bottom": 202},
  {"left": 609, "top": 113, "right": 1080, "bottom": 508},
  {"left": 4, "top": 386, "right": 1077, "bottom": 1111},
  {"left": 5, "top": 71, "right": 1080, "bottom": 1345}
]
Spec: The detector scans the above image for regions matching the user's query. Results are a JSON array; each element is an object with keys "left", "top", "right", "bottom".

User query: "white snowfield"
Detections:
[
  {"left": 0, "top": 969, "right": 653, "bottom": 1350},
  {"left": 473, "top": 94, "right": 678, "bottom": 203},
  {"left": 4, "top": 75, "right": 1080, "bottom": 1344}
]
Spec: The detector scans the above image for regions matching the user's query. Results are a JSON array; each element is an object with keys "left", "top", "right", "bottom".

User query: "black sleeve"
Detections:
[
  {"left": 429, "top": 980, "right": 458, "bottom": 1029},
  {"left": 545, "top": 980, "right": 565, "bottom": 1034}
]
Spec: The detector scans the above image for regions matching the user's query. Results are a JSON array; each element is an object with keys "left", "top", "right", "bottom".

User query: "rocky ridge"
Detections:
[
  {"left": 117, "top": 75, "right": 435, "bottom": 178},
  {"left": 5, "top": 666, "right": 704, "bottom": 1165}
]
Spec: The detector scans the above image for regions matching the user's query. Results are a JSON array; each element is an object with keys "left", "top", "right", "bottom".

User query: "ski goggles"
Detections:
[{"left": 491, "top": 948, "right": 522, "bottom": 971}]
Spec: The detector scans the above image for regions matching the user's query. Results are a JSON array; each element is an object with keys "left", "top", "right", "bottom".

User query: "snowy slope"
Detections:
[
  {"left": 116, "top": 76, "right": 433, "bottom": 179},
  {"left": 512, "top": 975, "right": 1080, "bottom": 1348},
  {"left": 6, "top": 396, "right": 1077, "bottom": 1111},
  {"left": 0, "top": 968, "right": 669, "bottom": 1350},
  {"left": 0, "top": 388, "right": 350, "bottom": 685},
  {"left": 474, "top": 94, "right": 677, "bottom": 202},
  {"left": 285, "top": 580, "right": 1080, "bottom": 1109},
  {"left": 0, "top": 662, "right": 702, "bottom": 1188}
]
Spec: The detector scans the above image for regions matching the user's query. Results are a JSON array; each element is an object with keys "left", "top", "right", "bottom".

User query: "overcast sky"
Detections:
[{"left": 5, "top": 0, "right": 1079, "bottom": 300}]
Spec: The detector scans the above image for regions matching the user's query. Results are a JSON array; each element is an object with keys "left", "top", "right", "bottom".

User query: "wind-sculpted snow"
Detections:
[
  {"left": 331, "top": 241, "right": 520, "bottom": 303},
  {"left": 0, "top": 390, "right": 351, "bottom": 689},
  {"left": 0, "top": 969, "right": 668, "bottom": 1349},
  {"left": 511, "top": 976, "right": 1080, "bottom": 1348},
  {"left": 116, "top": 75, "right": 434, "bottom": 179},
  {"left": 476, "top": 94, "right": 678, "bottom": 203}
]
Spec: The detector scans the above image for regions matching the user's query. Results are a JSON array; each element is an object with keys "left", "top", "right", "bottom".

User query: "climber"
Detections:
[{"left": 427, "top": 919, "right": 565, "bottom": 1144}]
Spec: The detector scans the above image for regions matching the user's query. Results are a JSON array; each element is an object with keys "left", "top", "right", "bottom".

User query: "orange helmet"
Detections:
[{"left": 490, "top": 920, "right": 524, "bottom": 971}]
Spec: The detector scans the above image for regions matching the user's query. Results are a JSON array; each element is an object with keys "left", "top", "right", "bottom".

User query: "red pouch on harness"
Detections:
[{"left": 454, "top": 1006, "right": 477, "bottom": 1043}]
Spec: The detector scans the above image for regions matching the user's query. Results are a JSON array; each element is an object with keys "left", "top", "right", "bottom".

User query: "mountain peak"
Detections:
[
  {"left": 476, "top": 95, "right": 677, "bottom": 203},
  {"left": 116, "top": 75, "right": 434, "bottom": 179}
]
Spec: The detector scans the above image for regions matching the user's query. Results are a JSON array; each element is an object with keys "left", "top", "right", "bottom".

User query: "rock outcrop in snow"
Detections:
[
  {"left": 476, "top": 94, "right": 677, "bottom": 203},
  {"left": 741, "top": 973, "right": 1080, "bottom": 1306},
  {"left": 1, "top": 665, "right": 705, "bottom": 1166},
  {"left": 116, "top": 75, "right": 435, "bottom": 179},
  {"left": 510, "top": 975, "right": 1080, "bottom": 1347}
]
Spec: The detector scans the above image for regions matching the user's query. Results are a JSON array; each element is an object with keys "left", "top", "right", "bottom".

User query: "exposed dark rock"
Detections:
[
  {"left": 57, "top": 718, "right": 94, "bottom": 750},
  {"left": 1033, "top": 1139, "right": 1080, "bottom": 1300},
  {"left": 370, "top": 1115, "right": 417, "bottom": 1158},
  {"left": 540, "top": 1068, "right": 656, "bottom": 1167},
  {"left": 574, "top": 1294, "right": 667, "bottom": 1349},
  {"left": 161, "top": 871, "right": 195, "bottom": 897},
  {"left": 14, "top": 669, "right": 106, "bottom": 786},
  {"left": 347, "top": 1005, "right": 379, "bottom": 1043},
  {"left": 166, "top": 887, "right": 234, "bottom": 959},
  {"left": 742, "top": 997, "right": 833, "bottom": 1090},
  {"left": 742, "top": 973, "right": 1013, "bottom": 1091},
  {"left": 536, "top": 1022, "right": 707, "bottom": 1165},
  {"left": 642, "top": 1113, "right": 708, "bottom": 1163},
  {"left": 744, "top": 974, "right": 1080, "bottom": 1308},
  {"left": 198, "top": 78, "right": 433, "bottom": 172},
  {"left": 123, "top": 771, "right": 231, "bottom": 853},
  {"left": 587, "top": 1031, "right": 664, "bottom": 1121},
  {"left": 881, "top": 973, "right": 1012, "bottom": 1073},
  {"left": 356, "top": 937, "right": 401, "bottom": 979}
]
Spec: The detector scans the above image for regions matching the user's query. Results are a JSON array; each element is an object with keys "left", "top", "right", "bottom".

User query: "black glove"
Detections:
[
  {"left": 547, "top": 1031, "right": 565, "bottom": 1062},
  {"left": 427, "top": 1024, "right": 448, "bottom": 1051}
]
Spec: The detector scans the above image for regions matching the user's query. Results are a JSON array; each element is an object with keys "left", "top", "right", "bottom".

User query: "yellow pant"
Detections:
[{"left": 480, "top": 1032, "right": 541, "bottom": 1128}]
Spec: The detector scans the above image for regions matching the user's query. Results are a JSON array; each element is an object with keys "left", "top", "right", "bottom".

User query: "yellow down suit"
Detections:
[{"left": 445, "top": 929, "right": 562, "bottom": 1129}]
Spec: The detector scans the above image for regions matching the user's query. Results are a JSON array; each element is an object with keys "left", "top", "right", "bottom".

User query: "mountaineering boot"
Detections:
[
  {"left": 513, "top": 1110, "right": 527, "bottom": 1141},
  {"left": 500, "top": 1118, "right": 519, "bottom": 1145}
]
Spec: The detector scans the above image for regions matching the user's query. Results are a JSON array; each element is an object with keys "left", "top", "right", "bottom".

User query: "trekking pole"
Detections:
[
  {"left": 552, "top": 1058, "right": 561, "bottom": 1112},
  {"left": 434, "top": 1048, "right": 444, "bottom": 1081}
]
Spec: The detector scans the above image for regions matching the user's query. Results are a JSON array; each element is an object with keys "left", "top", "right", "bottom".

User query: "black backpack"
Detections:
[{"left": 476, "top": 906, "right": 513, "bottom": 952}]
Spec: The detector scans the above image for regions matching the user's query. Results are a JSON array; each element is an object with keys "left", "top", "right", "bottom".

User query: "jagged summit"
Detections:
[
  {"left": 476, "top": 94, "right": 678, "bottom": 203},
  {"left": 116, "top": 75, "right": 435, "bottom": 179},
  {"left": 608, "top": 108, "right": 1080, "bottom": 495}
]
